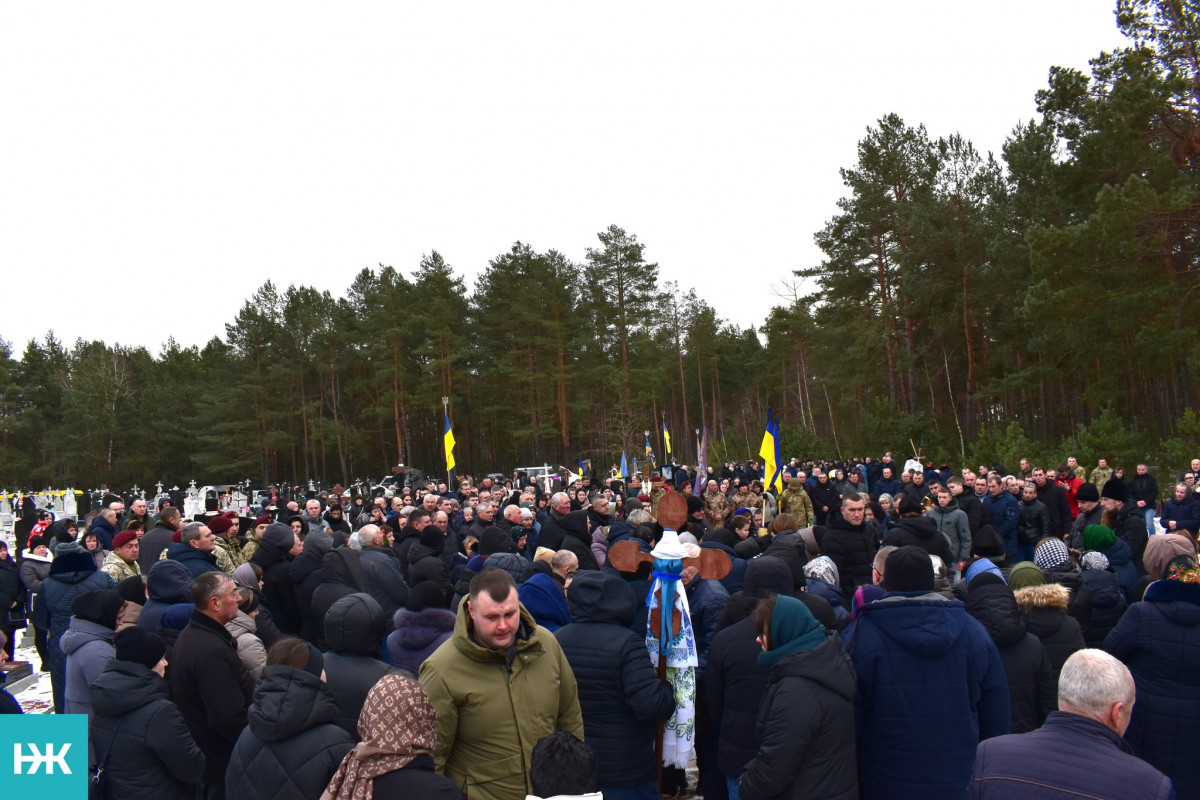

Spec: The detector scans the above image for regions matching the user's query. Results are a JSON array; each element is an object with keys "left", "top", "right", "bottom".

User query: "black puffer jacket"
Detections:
[
  {"left": 559, "top": 510, "right": 600, "bottom": 571},
  {"left": 965, "top": 578, "right": 1056, "bottom": 734},
  {"left": 0, "top": 556, "right": 22, "bottom": 620},
  {"left": 358, "top": 545, "right": 409, "bottom": 631},
  {"left": 738, "top": 634, "right": 858, "bottom": 800},
  {"left": 322, "top": 592, "right": 398, "bottom": 739},
  {"left": 1017, "top": 499, "right": 1051, "bottom": 547},
  {"left": 225, "top": 666, "right": 355, "bottom": 800},
  {"left": 408, "top": 542, "right": 453, "bottom": 605},
  {"left": 42, "top": 551, "right": 115, "bottom": 711},
  {"left": 1079, "top": 568, "right": 1128, "bottom": 645},
  {"left": 252, "top": 524, "right": 301, "bottom": 635},
  {"left": 883, "top": 515, "right": 953, "bottom": 565},
  {"left": 554, "top": 571, "right": 675, "bottom": 789},
  {"left": 391, "top": 524, "right": 422, "bottom": 582},
  {"left": 820, "top": 513, "right": 877, "bottom": 603},
  {"left": 311, "top": 547, "right": 367, "bottom": 646},
  {"left": 1111, "top": 502, "right": 1150, "bottom": 576},
  {"left": 289, "top": 534, "right": 331, "bottom": 644},
  {"left": 1013, "top": 583, "right": 1085, "bottom": 676},
  {"left": 1043, "top": 564, "right": 1088, "bottom": 630},
  {"left": 89, "top": 659, "right": 205, "bottom": 800}
]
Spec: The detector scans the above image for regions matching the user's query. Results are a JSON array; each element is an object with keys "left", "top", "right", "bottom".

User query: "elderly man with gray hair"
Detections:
[{"left": 970, "top": 649, "right": 1173, "bottom": 799}]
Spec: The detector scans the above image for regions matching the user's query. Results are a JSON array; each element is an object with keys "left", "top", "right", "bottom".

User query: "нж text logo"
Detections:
[{"left": 13, "top": 743, "right": 72, "bottom": 775}]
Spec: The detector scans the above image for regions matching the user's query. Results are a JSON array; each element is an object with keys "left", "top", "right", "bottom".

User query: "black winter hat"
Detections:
[
  {"left": 1075, "top": 482, "right": 1099, "bottom": 503},
  {"left": 406, "top": 580, "right": 448, "bottom": 612},
  {"left": 419, "top": 526, "right": 446, "bottom": 550},
  {"left": 480, "top": 526, "right": 514, "bottom": 556},
  {"left": 1101, "top": 477, "right": 1127, "bottom": 503},
  {"left": 898, "top": 495, "right": 924, "bottom": 516},
  {"left": 686, "top": 495, "right": 704, "bottom": 516},
  {"left": 884, "top": 546, "right": 935, "bottom": 592},
  {"left": 972, "top": 525, "right": 1007, "bottom": 561},
  {"left": 743, "top": 556, "right": 794, "bottom": 600},
  {"left": 114, "top": 626, "right": 166, "bottom": 670},
  {"left": 73, "top": 589, "right": 124, "bottom": 630},
  {"left": 262, "top": 522, "right": 296, "bottom": 551}
]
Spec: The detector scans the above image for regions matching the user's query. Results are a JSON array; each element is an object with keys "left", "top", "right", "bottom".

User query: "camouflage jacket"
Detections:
[
  {"left": 778, "top": 486, "right": 814, "bottom": 527},
  {"left": 703, "top": 491, "right": 730, "bottom": 525},
  {"left": 1090, "top": 466, "right": 1114, "bottom": 491},
  {"left": 100, "top": 551, "right": 141, "bottom": 584}
]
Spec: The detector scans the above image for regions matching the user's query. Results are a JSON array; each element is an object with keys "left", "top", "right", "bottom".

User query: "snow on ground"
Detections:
[{"left": 12, "top": 630, "right": 53, "bottom": 714}]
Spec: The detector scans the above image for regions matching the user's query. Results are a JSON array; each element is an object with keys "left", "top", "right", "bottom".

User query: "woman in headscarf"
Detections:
[
  {"left": 321, "top": 673, "right": 462, "bottom": 799},
  {"left": 737, "top": 593, "right": 857, "bottom": 800}
]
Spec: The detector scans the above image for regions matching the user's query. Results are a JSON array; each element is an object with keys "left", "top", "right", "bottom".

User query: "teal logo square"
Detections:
[{"left": 0, "top": 713, "right": 88, "bottom": 799}]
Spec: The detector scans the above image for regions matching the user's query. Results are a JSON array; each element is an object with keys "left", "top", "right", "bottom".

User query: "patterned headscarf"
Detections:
[
  {"left": 803, "top": 555, "right": 839, "bottom": 587},
  {"left": 1034, "top": 539, "right": 1070, "bottom": 572},
  {"left": 320, "top": 674, "right": 437, "bottom": 800},
  {"left": 1164, "top": 557, "right": 1200, "bottom": 585},
  {"left": 1079, "top": 551, "right": 1110, "bottom": 572}
]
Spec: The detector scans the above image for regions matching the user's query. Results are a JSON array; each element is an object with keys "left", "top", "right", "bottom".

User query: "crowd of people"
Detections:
[{"left": 0, "top": 451, "right": 1197, "bottom": 800}]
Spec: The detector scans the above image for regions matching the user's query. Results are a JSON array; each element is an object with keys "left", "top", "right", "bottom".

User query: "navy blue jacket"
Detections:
[
  {"left": 518, "top": 572, "right": 571, "bottom": 632},
  {"left": 555, "top": 571, "right": 674, "bottom": 789},
  {"left": 165, "top": 542, "right": 220, "bottom": 580},
  {"left": 971, "top": 711, "right": 1173, "bottom": 799},
  {"left": 843, "top": 591, "right": 1010, "bottom": 800},
  {"left": 1105, "top": 576, "right": 1200, "bottom": 798},
  {"left": 139, "top": 561, "right": 195, "bottom": 633},
  {"left": 981, "top": 492, "right": 1020, "bottom": 561},
  {"left": 42, "top": 552, "right": 115, "bottom": 712}
]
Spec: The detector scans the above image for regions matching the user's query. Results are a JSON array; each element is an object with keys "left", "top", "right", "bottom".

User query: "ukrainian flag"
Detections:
[
  {"left": 662, "top": 423, "right": 672, "bottom": 457},
  {"left": 758, "top": 408, "right": 783, "bottom": 493},
  {"left": 443, "top": 412, "right": 456, "bottom": 472},
  {"left": 645, "top": 433, "right": 652, "bottom": 460},
  {"left": 620, "top": 451, "right": 629, "bottom": 479}
]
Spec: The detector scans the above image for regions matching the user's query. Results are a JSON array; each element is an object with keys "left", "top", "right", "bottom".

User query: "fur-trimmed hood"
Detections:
[{"left": 1013, "top": 582, "right": 1070, "bottom": 612}]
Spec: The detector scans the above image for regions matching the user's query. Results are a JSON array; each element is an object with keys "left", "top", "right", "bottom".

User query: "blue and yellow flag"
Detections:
[
  {"left": 662, "top": 423, "right": 672, "bottom": 457},
  {"left": 443, "top": 412, "right": 456, "bottom": 472},
  {"left": 758, "top": 408, "right": 783, "bottom": 493},
  {"left": 620, "top": 451, "right": 629, "bottom": 479},
  {"left": 645, "top": 432, "right": 652, "bottom": 460}
]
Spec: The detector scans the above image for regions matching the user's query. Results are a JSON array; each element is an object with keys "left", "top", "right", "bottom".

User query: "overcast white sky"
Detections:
[{"left": 0, "top": 2, "right": 1128, "bottom": 355}]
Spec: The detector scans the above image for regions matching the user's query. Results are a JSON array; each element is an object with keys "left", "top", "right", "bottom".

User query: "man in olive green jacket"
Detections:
[{"left": 419, "top": 568, "right": 584, "bottom": 800}]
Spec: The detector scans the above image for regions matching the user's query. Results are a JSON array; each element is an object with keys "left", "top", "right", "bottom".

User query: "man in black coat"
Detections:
[
  {"left": 139, "top": 506, "right": 181, "bottom": 573},
  {"left": 970, "top": 648, "right": 1173, "bottom": 799},
  {"left": 950, "top": 476, "right": 990, "bottom": 536},
  {"left": 356, "top": 524, "right": 410, "bottom": 631},
  {"left": 1100, "top": 478, "right": 1150, "bottom": 576},
  {"left": 1033, "top": 467, "right": 1072, "bottom": 540},
  {"left": 537, "top": 492, "right": 573, "bottom": 552},
  {"left": 1130, "top": 463, "right": 1160, "bottom": 540},
  {"left": 171, "top": 572, "right": 254, "bottom": 799},
  {"left": 820, "top": 495, "right": 878, "bottom": 604},
  {"left": 554, "top": 570, "right": 675, "bottom": 798},
  {"left": 808, "top": 471, "right": 841, "bottom": 527},
  {"left": 322, "top": 592, "right": 402, "bottom": 739}
]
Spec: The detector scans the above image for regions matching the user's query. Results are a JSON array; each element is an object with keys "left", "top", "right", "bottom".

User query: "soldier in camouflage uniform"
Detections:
[
  {"left": 1067, "top": 456, "right": 1087, "bottom": 482},
  {"left": 703, "top": 480, "right": 731, "bottom": 528},
  {"left": 649, "top": 476, "right": 668, "bottom": 518},
  {"left": 778, "top": 474, "right": 815, "bottom": 528},
  {"left": 1090, "top": 458, "right": 1114, "bottom": 492},
  {"left": 208, "top": 512, "right": 245, "bottom": 574}
]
